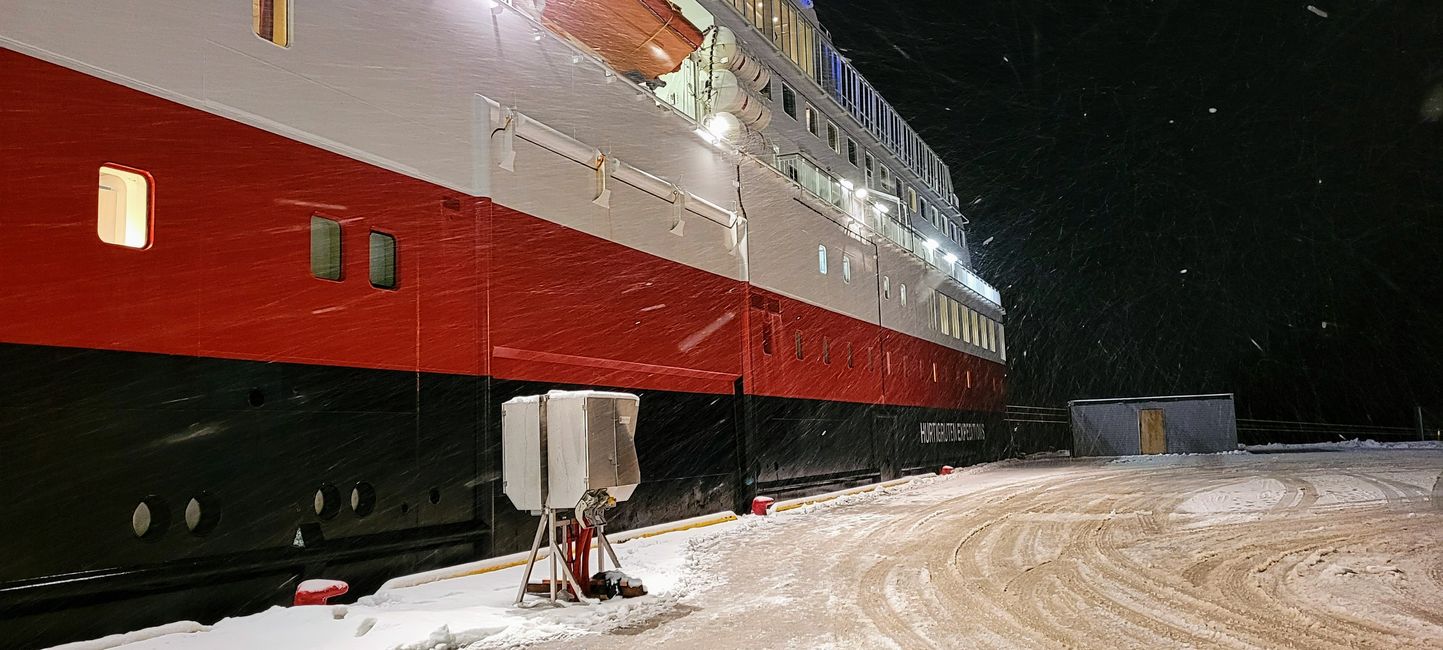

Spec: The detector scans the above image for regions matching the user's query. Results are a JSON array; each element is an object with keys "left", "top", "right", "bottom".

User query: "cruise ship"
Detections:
[{"left": 0, "top": 0, "right": 1006, "bottom": 644}]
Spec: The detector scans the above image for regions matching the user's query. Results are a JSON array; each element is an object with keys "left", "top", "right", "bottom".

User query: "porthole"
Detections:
[
  {"left": 314, "top": 483, "right": 341, "bottom": 520},
  {"left": 185, "top": 492, "right": 221, "bottom": 536},
  {"left": 248, "top": 388, "right": 265, "bottom": 407},
  {"left": 132, "top": 496, "right": 170, "bottom": 541},
  {"left": 428, "top": 487, "right": 441, "bottom": 505},
  {"left": 350, "top": 482, "right": 376, "bottom": 517}
]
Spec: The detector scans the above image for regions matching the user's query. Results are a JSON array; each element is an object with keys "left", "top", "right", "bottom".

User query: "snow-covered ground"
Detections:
[{"left": 61, "top": 446, "right": 1443, "bottom": 650}]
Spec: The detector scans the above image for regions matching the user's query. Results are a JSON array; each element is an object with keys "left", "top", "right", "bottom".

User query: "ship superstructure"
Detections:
[{"left": 0, "top": 0, "right": 1005, "bottom": 645}]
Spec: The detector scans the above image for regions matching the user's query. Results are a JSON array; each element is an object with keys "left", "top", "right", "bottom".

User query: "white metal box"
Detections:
[
  {"left": 501, "top": 394, "right": 544, "bottom": 511},
  {"left": 502, "top": 390, "right": 641, "bottom": 513}
]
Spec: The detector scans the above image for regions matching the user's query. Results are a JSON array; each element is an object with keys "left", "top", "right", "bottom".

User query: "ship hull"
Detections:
[{"left": 0, "top": 47, "right": 1005, "bottom": 647}]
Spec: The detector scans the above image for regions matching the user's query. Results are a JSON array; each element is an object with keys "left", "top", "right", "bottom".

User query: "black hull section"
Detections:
[{"left": 0, "top": 343, "right": 1004, "bottom": 647}]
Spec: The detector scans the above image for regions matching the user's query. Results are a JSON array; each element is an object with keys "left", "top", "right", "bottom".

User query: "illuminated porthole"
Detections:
[
  {"left": 350, "top": 482, "right": 376, "bottom": 517},
  {"left": 313, "top": 483, "right": 341, "bottom": 520},
  {"left": 97, "top": 165, "right": 152, "bottom": 249},
  {"left": 131, "top": 496, "right": 170, "bottom": 541},
  {"left": 252, "top": 0, "right": 291, "bottom": 48},
  {"left": 185, "top": 492, "right": 221, "bottom": 536}
]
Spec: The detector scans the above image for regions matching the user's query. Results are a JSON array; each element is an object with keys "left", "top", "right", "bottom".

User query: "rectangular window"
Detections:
[
  {"left": 847, "top": 138, "right": 858, "bottom": 166},
  {"left": 972, "top": 310, "right": 981, "bottom": 347},
  {"left": 310, "top": 216, "right": 342, "bottom": 280},
  {"left": 826, "top": 122, "right": 840, "bottom": 153},
  {"left": 939, "top": 294, "right": 951, "bottom": 336},
  {"left": 987, "top": 319, "right": 997, "bottom": 352},
  {"left": 997, "top": 324, "right": 1007, "bottom": 360},
  {"left": 369, "top": 231, "right": 397, "bottom": 289},
  {"left": 962, "top": 307, "right": 973, "bottom": 344},
  {"left": 252, "top": 0, "right": 290, "bottom": 48},
  {"left": 951, "top": 300, "right": 961, "bottom": 340},
  {"left": 795, "top": 330, "right": 804, "bottom": 360},
  {"left": 759, "top": 79, "right": 772, "bottom": 100},
  {"left": 805, "top": 106, "right": 819, "bottom": 136},
  {"left": 782, "top": 84, "right": 796, "bottom": 118},
  {"left": 817, "top": 244, "right": 828, "bottom": 275},
  {"left": 97, "top": 165, "right": 151, "bottom": 249}
]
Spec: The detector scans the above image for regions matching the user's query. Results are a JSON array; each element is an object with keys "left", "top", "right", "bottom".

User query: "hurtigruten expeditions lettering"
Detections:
[{"left": 919, "top": 422, "right": 985, "bottom": 444}]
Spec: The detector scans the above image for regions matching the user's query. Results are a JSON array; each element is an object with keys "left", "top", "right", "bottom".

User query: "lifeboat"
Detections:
[{"left": 542, "top": 0, "right": 706, "bottom": 82}]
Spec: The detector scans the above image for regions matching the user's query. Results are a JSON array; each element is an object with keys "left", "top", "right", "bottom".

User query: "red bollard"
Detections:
[
  {"left": 940, "top": 465, "right": 954, "bottom": 475},
  {"left": 294, "top": 579, "right": 349, "bottom": 606},
  {"left": 751, "top": 496, "right": 775, "bottom": 516}
]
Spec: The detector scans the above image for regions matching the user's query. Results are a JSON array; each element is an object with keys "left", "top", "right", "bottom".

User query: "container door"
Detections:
[{"left": 1139, "top": 409, "right": 1167, "bottom": 454}]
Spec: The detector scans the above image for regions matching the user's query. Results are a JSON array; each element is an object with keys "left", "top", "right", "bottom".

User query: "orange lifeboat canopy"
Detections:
[{"left": 542, "top": 0, "right": 706, "bottom": 82}]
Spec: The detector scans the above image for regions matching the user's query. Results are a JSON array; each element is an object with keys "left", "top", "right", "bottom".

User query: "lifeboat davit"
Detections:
[{"left": 542, "top": 0, "right": 706, "bottom": 82}]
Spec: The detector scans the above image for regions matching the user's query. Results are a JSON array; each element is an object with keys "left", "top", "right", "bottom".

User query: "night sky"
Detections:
[{"left": 817, "top": 0, "right": 1443, "bottom": 425}]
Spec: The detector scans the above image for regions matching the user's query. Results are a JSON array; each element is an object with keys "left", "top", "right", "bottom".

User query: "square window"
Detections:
[
  {"left": 97, "top": 165, "right": 151, "bottom": 249},
  {"left": 310, "top": 216, "right": 343, "bottom": 280},
  {"left": 369, "top": 231, "right": 398, "bottom": 289},
  {"left": 252, "top": 0, "right": 290, "bottom": 48}
]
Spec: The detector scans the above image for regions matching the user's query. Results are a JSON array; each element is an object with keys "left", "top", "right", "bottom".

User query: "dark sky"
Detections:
[{"left": 816, "top": 0, "right": 1443, "bottom": 425}]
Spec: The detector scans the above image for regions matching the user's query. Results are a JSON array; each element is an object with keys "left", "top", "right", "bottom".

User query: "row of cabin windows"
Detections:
[
  {"left": 761, "top": 325, "right": 986, "bottom": 387},
  {"left": 311, "top": 216, "right": 398, "bottom": 290},
  {"left": 778, "top": 80, "right": 952, "bottom": 230},
  {"left": 931, "top": 290, "right": 1004, "bottom": 357},
  {"left": 94, "top": 164, "right": 397, "bottom": 290},
  {"left": 724, "top": 0, "right": 952, "bottom": 200},
  {"left": 816, "top": 244, "right": 853, "bottom": 283}
]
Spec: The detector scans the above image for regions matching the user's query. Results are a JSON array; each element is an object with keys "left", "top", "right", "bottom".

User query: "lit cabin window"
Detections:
[
  {"left": 841, "top": 255, "right": 852, "bottom": 283},
  {"left": 899, "top": 283, "right": 907, "bottom": 306},
  {"left": 253, "top": 0, "right": 290, "bottom": 48},
  {"left": 817, "top": 245, "right": 828, "bottom": 274},
  {"left": 826, "top": 122, "right": 840, "bottom": 153},
  {"left": 97, "top": 165, "right": 151, "bottom": 249},
  {"left": 369, "top": 231, "right": 397, "bottom": 289},
  {"left": 951, "top": 301, "right": 962, "bottom": 339},
  {"left": 310, "top": 216, "right": 342, "bottom": 280}
]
